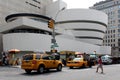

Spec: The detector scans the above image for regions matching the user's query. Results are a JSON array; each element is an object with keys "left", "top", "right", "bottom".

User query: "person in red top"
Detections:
[{"left": 96, "top": 56, "right": 103, "bottom": 73}]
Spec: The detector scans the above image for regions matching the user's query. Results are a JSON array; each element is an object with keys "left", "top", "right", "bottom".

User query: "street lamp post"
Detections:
[{"left": 49, "top": 8, "right": 65, "bottom": 52}]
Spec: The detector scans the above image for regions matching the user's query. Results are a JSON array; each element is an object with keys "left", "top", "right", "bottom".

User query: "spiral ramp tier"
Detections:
[{"left": 55, "top": 9, "right": 107, "bottom": 45}]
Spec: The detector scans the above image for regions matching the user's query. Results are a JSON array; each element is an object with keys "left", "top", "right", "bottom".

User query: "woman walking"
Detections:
[{"left": 96, "top": 56, "right": 103, "bottom": 73}]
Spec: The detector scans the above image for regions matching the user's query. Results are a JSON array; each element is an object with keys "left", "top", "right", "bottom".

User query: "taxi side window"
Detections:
[
  {"left": 42, "top": 56, "right": 54, "bottom": 60},
  {"left": 42, "top": 56, "right": 50, "bottom": 60},
  {"left": 36, "top": 55, "right": 41, "bottom": 60},
  {"left": 23, "top": 55, "right": 33, "bottom": 60},
  {"left": 49, "top": 56, "right": 54, "bottom": 60}
]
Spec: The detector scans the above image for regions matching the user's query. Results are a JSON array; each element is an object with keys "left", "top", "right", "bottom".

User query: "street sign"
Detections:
[
  {"left": 51, "top": 45, "right": 54, "bottom": 48},
  {"left": 51, "top": 43, "right": 58, "bottom": 49},
  {"left": 54, "top": 43, "right": 59, "bottom": 47}
]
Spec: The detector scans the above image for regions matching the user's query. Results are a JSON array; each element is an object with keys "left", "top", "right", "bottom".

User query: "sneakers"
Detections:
[{"left": 96, "top": 71, "right": 104, "bottom": 74}]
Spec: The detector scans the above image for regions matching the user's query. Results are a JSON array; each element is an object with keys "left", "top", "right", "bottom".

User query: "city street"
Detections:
[{"left": 0, "top": 64, "right": 120, "bottom": 80}]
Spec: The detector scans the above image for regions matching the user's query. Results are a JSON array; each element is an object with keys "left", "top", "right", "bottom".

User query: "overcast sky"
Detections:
[{"left": 54, "top": 0, "right": 104, "bottom": 9}]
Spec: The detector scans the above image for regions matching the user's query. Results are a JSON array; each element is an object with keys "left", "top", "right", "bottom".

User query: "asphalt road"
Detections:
[{"left": 0, "top": 64, "right": 120, "bottom": 80}]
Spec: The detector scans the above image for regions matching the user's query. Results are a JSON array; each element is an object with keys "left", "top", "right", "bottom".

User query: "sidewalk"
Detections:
[
  {"left": 11, "top": 65, "right": 21, "bottom": 68},
  {"left": 0, "top": 65, "right": 21, "bottom": 68}
]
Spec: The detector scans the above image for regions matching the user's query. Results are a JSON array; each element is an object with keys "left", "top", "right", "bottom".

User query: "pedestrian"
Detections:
[
  {"left": 2, "top": 52, "right": 7, "bottom": 65},
  {"left": 87, "top": 54, "right": 92, "bottom": 68},
  {"left": 83, "top": 52, "right": 87, "bottom": 61},
  {"left": 96, "top": 56, "right": 103, "bottom": 73},
  {"left": 15, "top": 58, "right": 20, "bottom": 65},
  {"left": 62, "top": 59, "right": 66, "bottom": 66}
]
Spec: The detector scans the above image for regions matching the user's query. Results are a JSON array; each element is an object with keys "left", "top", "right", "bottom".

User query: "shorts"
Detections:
[{"left": 97, "top": 64, "right": 103, "bottom": 68}]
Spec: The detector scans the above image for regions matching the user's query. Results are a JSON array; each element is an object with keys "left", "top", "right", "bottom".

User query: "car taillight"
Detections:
[{"left": 32, "top": 60, "right": 37, "bottom": 64}]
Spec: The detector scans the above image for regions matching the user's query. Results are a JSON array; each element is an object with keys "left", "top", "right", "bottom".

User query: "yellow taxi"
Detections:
[
  {"left": 21, "top": 53, "right": 62, "bottom": 74},
  {"left": 66, "top": 58, "right": 88, "bottom": 69}
]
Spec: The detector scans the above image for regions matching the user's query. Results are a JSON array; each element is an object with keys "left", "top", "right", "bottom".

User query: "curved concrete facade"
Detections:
[
  {"left": 55, "top": 9, "right": 107, "bottom": 45},
  {"left": 3, "top": 33, "right": 51, "bottom": 51},
  {"left": 1, "top": 10, "right": 108, "bottom": 52},
  {"left": 0, "top": 1, "right": 109, "bottom": 55},
  {"left": 3, "top": 33, "right": 100, "bottom": 52},
  {"left": 0, "top": 0, "right": 112, "bottom": 60},
  {"left": 0, "top": 9, "right": 108, "bottom": 52}
]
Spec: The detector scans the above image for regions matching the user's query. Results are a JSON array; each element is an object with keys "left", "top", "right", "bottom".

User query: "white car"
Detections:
[{"left": 101, "top": 55, "right": 112, "bottom": 64}]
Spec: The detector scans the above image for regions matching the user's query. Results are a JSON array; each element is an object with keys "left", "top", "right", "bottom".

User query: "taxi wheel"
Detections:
[
  {"left": 82, "top": 64, "right": 85, "bottom": 68},
  {"left": 25, "top": 69, "right": 31, "bottom": 74},
  {"left": 69, "top": 67, "right": 73, "bottom": 69},
  {"left": 57, "top": 64, "right": 62, "bottom": 71},
  {"left": 37, "top": 66, "right": 44, "bottom": 73},
  {"left": 46, "top": 69, "right": 50, "bottom": 72}
]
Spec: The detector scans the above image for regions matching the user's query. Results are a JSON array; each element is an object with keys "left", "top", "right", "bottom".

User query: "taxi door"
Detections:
[
  {"left": 49, "top": 56, "right": 58, "bottom": 68},
  {"left": 42, "top": 56, "right": 52, "bottom": 68}
]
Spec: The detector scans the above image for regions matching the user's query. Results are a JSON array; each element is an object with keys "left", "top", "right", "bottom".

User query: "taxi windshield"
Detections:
[{"left": 73, "top": 58, "right": 83, "bottom": 61}]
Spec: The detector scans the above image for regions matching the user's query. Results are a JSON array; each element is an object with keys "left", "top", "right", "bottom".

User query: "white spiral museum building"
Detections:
[{"left": 0, "top": 0, "right": 110, "bottom": 56}]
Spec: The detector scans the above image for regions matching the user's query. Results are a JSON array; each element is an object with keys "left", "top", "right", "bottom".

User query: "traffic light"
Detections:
[
  {"left": 51, "top": 49, "right": 57, "bottom": 53},
  {"left": 48, "top": 19, "right": 54, "bottom": 29}
]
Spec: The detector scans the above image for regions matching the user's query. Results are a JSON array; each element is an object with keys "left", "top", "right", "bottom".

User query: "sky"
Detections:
[{"left": 54, "top": 0, "right": 104, "bottom": 9}]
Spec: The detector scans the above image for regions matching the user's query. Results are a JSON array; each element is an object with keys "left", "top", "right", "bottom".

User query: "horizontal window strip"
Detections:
[
  {"left": 72, "top": 28, "right": 105, "bottom": 33},
  {"left": 5, "top": 13, "right": 51, "bottom": 22},
  {"left": 75, "top": 36, "right": 103, "bottom": 40},
  {"left": 55, "top": 20, "right": 107, "bottom": 27}
]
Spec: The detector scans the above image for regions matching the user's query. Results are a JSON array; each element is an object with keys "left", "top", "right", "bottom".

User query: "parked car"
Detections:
[
  {"left": 101, "top": 55, "right": 112, "bottom": 64},
  {"left": 66, "top": 58, "right": 89, "bottom": 69},
  {"left": 21, "top": 53, "right": 62, "bottom": 74}
]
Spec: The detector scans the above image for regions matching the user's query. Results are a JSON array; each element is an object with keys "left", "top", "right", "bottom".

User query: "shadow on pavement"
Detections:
[{"left": 20, "top": 69, "right": 62, "bottom": 76}]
